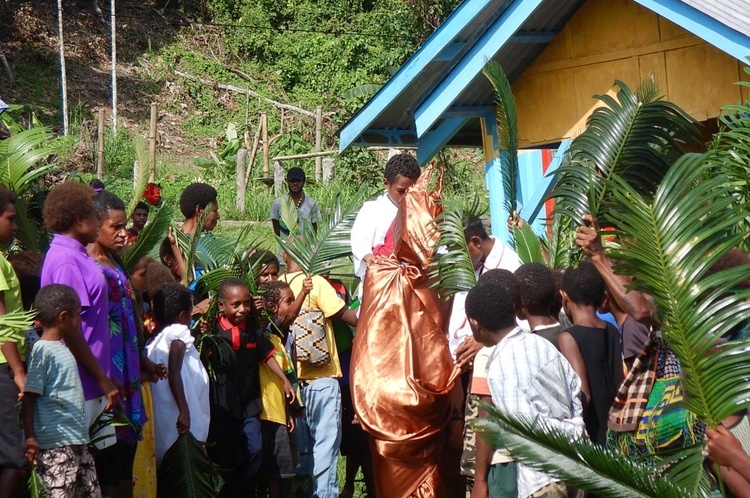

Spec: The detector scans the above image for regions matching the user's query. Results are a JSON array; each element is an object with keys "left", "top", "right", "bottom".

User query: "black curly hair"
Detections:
[
  {"left": 515, "top": 263, "right": 558, "bottom": 316},
  {"left": 43, "top": 182, "right": 96, "bottom": 233},
  {"left": 463, "top": 217, "right": 490, "bottom": 241},
  {"left": 93, "top": 190, "right": 125, "bottom": 219},
  {"left": 561, "top": 260, "right": 606, "bottom": 307},
  {"left": 179, "top": 183, "right": 217, "bottom": 219},
  {"left": 477, "top": 269, "right": 521, "bottom": 311},
  {"left": 258, "top": 280, "right": 290, "bottom": 310},
  {"left": 384, "top": 153, "right": 420, "bottom": 184},
  {"left": 153, "top": 282, "right": 193, "bottom": 325},
  {"left": 0, "top": 186, "right": 16, "bottom": 215},
  {"left": 466, "top": 280, "right": 517, "bottom": 332},
  {"left": 35, "top": 284, "right": 81, "bottom": 327},
  {"left": 134, "top": 201, "right": 149, "bottom": 212},
  {"left": 217, "top": 277, "right": 248, "bottom": 301}
]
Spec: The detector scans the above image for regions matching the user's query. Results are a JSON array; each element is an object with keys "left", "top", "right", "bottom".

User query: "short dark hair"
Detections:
[
  {"left": 179, "top": 183, "right": 217, "bottom": 219},
  {"left": 384, "top": 153, "right": 420, "bottom": 184},
  {"left": 153, "top": 283, "right": 193, "bottom": 325},
  {"left": 0, "top": 186, "right": 16, "bottom": 215},
  {"left": 134, "top": 201, "right": 149, "bottom": 212},
  {"left": 159, "top": 237, "right": 173, "bottom": 263},
  {"left": 8, "top": 250, "right": 43, "bottom": 310},
  {"left": 561, "top": 260, "right": 606, "bottom": 307},
  {"left": 463, "top": 217, "right": 490, "bottom": 241},
  {"left": 549, "top": 269, "right": 564, "bottom": 316},
  {"left": 137, "top": 257, "right": 175, "bottom": 300},
  {"left": 259, "top": 280, "right": 290, "bottom": 310},
  {"left": 515, "top": 263, "right": 558, "bottom": 316},
  {"left": 89, "top": 178, "right": 106, "bottom": 191},
  {"left": 93, "top": 190, "right": 125, "bottom": 219},
  {"left": 35, "top": 284, "right": 81, "bottom": 327},
  {"left": 217, "top": 277, "right": 248, "bottom": 300},
  {"left": 465, "top": 280, "right": 517, "bottom": 331},
  {"left": 250, "top": 250, "right": 278, "bottom": 268},
  {"left": 43, "top": 182, "right": 96, "bottom": 233},
  {"left": 478, "top": 269, "right": 521, "bottom": 311}
]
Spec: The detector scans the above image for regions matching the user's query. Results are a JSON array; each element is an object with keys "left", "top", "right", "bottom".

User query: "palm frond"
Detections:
[
  {"left": 193, "top": 232, "right": 267, "bottom": 296},
  {"left": 173, "top": 203, "right": 213, "bottom": 284},
  {"left": 658, "top": 444, "right": 711, "bottom": 497},
  {"left": 551, "top": 78, "right": 700, "bottom": 224},
  {"left": 13, "top": 196, "right": 47, "bottom": 253},
  {"left": 472, "top": 407, "right": 697, "bottom": 498},
  {"left": 89, "top": 409, "right": 134, "bottom": 446},
  {"left": 607, "top": 152, "right": 750, "bottom": 428},
  {"left": 0, "top": 308, "right": 37, "bottom": 342},
  {"left": 483, "top": 61, "right": 519, "bottom": 216},
  {"left": 545, "top": 212, "right": 579, "bottom": 270},
  {"left": 157, "top": 432, "right": 222, "bottom": 498},
  {"left": 122, "top": 206, "right": 173, "bottom": 273},
  {"left": 27, "top": 468, "right": 45, "bottom": 498},
  {"left": 340, "top": 83, "right": 383, "bottom": 100},
  {"left": 127, "top": 136, "right": 150, "bottom": 219},
  {"left": 0, "top": 126, "right": 56, "bottom": 195},
  {"left": 513, "top": 221, "right": 545, "bottom": 265},
  {"left": 278, "top": 186, "right": 369, "bottom": 276},
  {"left": 428, "top": 201, "right": 477, "bottom": 299}
]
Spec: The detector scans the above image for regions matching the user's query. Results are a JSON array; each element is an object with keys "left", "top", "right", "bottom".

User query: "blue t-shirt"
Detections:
[{"left": 24, "top": 340, "right": 88, "bottom": 449}]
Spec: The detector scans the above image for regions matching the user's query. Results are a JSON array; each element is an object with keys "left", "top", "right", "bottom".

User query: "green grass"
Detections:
[{"left": 337, "top": 456, "right": 369, "bottom": 498}]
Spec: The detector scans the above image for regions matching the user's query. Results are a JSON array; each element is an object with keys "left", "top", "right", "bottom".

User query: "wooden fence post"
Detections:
[
  {"left": 273, "top": 160, "right": 285, "bottom": 197},
  {"left": 148, "top": 103, "right": 157, "bottom": 182},
  {"left": 97, "top": 109, "right": 104, "bottom": 179},
  {"left": 262, "top": 112, "right": 269, "bottom": 178},
  {"left": 322, "top": 157, "right": 334, "bottom": 185},
  {"left": 315, "top": 105, "right": 322, "bottom": 181},
  {"left": 236, "top": 148, "right": 248, "bottom": 214}
]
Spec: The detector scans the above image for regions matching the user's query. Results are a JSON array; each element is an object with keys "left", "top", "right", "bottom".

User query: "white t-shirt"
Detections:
[{"left": 350, "top": 193, "right": 398, "bottom": 279}]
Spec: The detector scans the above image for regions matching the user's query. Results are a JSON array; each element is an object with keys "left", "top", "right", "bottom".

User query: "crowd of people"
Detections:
[{"left": 0, "top": 151, "right": 749, "bottom": 498}]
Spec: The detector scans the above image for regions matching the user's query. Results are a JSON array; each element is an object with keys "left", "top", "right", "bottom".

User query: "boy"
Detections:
[
  {"left": 0, "top": 186, "right": 27, "bottom": 497},
  {"left": 270, "top": 167, "right": 321, "bottom": 237},
  {"left": 514, "top": 263, "right": 564, "bottom": 349},
  {"left": 350, "top": 153, "right": 421, "bottom": 282},
  {"left": 127, "top": 201, "right": 149, "bottom": 244},
  {"left": 208, "top": 278, "right": 294, "bottom": 497},
  {"left": 22, "top": 284, "right": 101, "bottom": 498},
  {"left": 179, "top": 182, "right": 219, "bottom": 234},
  {"left": 466, "top": 280, "right": 584, "bottom": 498}
]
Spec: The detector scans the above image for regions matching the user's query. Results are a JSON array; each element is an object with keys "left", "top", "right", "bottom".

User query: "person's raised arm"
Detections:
[
  {"left": 168, "top": 340, "right": 190, "bottom": 435},
  {"left": 281, "top": 277, "right": 313, "bottom": 330}
]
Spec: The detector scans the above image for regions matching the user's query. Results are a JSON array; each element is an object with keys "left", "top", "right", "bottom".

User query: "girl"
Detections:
[{"left": 146, "top": 282, "right": 210, "bottom": 465}]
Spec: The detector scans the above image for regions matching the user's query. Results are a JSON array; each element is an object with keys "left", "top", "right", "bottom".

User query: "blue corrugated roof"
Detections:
[{"left": 338, "top": 0, "right": 750, "bottom": 159}]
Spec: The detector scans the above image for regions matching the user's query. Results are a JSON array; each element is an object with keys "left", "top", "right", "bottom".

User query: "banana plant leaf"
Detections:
[
  {"left": 483, "top": 61, "right": 519, "bottom": 219},
  {"left": 277, "top": 186, "right": 369, "bottom": 277},
  {"left": 513, "top": 221, "right": 545, "bottom": 265},
  {"left": 550, "top": 78, "right": 700, "bottom": 225},
  {"left": 157, "top": 432, "right": 222, "bottom": 498},
  {"left": 607, "top": 152, "right": 750, "bottom": 428},
  {"left": 472, "top": 406, "right": 699, "bottom": 498},
  {"left": 122, "top": 206, "right": 173, "bottom": 273}
]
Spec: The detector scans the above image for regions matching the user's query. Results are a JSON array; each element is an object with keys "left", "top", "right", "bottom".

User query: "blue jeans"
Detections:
[{"left": 300, "top": 377, "right": 342, "bottom": 498}]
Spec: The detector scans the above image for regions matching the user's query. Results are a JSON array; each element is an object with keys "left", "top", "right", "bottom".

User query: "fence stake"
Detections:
[
  {"left": 97, "top": 109, "right": 104, "bottom": 179},
  {"left": 148, "top": 102, "right": 157, "bottom": 182},
  {"left": 315, "top": 105, "right": 322, "bottom": 181},
  {"left": 262, "top": 112, "right": 269, "bottom": 177},
  {"left": 236, "top": 148, "right": 248, "bottom": 214}
]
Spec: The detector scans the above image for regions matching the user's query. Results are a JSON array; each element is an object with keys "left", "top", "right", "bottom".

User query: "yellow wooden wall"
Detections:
[{"left": 513, "top": 0, "right": 749, "bottom": 147}]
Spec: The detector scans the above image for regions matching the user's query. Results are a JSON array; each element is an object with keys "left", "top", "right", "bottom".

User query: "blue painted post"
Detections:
[
  {"left": 516, "top": 149, "right": 546, "bottom": 235},
  {"left": 481, "top": 114, "right": 513, "bottom": 246}
]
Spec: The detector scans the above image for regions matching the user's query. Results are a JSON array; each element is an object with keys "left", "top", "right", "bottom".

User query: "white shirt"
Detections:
[
  {"left": 486, "top": 327, "right": 585, "bottom": 498},
  {"left": 448, "top": 236, "right": 523, "bottom": 357},
  {"left": 350, "top": 193, "right": 398, "bottom": 279}
]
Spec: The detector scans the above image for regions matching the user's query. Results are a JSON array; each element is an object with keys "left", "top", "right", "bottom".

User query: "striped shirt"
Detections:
[
  {"left": 24, "top": 340, "right": 88, "bottom": 449},
  {"left": 486, "top": 327, "right": 585, "bottom": 498}
]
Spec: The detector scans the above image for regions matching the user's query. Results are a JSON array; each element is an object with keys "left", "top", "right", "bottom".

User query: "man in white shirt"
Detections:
[
  {"left": 452, "top": 219, "right": 522, "bottom": 365},
  {"left": 465, "top": 280, "right": 585, "bottom": 498},
  {"left": 350, "top": 153, "right": 421, "bottom": 283}
]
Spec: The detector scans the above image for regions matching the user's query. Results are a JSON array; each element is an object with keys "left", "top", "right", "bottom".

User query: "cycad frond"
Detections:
[
  {"left": 483, "top": 61, "right": 519, "bottom": 216},
  {"left": 157, "top": 432, "right": 221, "bottom": 498},
  {"left": 545, "top": 212, "right": 578, "bottom": 270},
  {"left": 429, "top": 201, "right": 477, "bottom": 299},
  {"left": 278, "top": 186, "right": 369, "bottom": 276},
  {"left": 551, "top": 78, "right": 700, "bottom": 224},
  {"left": 122, "top": 206, "right": 173, "bottom": 273},
  {"left": 472, "top": 408, "right": 695, "bottom": 498},
  {"left": 608, "top": 152, "right": 750, "bottom": 428},
  {"left": 127, "top": 136, "right": 150, "bottom": 219}
]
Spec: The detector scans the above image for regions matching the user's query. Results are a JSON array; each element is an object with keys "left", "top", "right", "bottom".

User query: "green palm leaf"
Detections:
[
  {"left": 0, "top": 308, "right": 37, "bottom": 341},
  {"left": 278, "top": 186, "right": 369, "bottom": 276},
  {"left": 193, "top": 232, "right": 267, "bottom": 296},
  {"left": 472, "top": 408, "right": 697, "bottom": 498},
  {"left": 429, "top": 204, "right": 477, "bottom": 299},
  {"left": 157, "top": 432, "right": 222, "bottom": 498},
  {"left": 126, "top": 136, "right": 150, "bottom": 219},
  {"left": 27, "top": 468, "right": 45, "bottom": 498},
  {"left": 0, "top": 126, "right": 56, "bottom": 195},
  {"left": 483, "top": 61, "right": 519, "bottom": 217},
  {"left": 545, "top": 212, "right": 578, "bottom": 270},
  {"left": 551, "top": 78, "right": 700, "bottom": 224},
  {"left": 607, "top": 152, "right": 750, "bottom": 428},
  {"left": 513, "top": 221, "right": 545, "bottom": 265},
  {"left": 122, "top": 205, "right": 173, "bottom": 273},
  {"left": 12, "top": 196, "right": 47, "bottom": 253}
]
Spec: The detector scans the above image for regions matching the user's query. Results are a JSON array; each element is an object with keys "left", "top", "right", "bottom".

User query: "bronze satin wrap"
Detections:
[{"left": 351, "top": 166, "right": 463, "bottom": 497}]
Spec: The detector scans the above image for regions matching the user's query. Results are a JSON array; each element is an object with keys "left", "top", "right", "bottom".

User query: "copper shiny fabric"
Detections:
[{"left": 351, "top": 166, "right": 463, "bottom": 497}]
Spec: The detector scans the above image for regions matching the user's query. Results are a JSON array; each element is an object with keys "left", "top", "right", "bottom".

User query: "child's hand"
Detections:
[
  {"left": 13, "top": 372, "right": 26, "bottom": 401},
  {"left": 192, "top": 298, "right": 211, "bottom": 317},
  {"left": 253, "top": 296, "right": 266, "bottom": 313},
  {"left": 707, "top": 425, "right": 747, "bottom": 466},
  {"left": 196, "top": 317, "right": 211, "bottom": 335},
  {"left": 287, "top": 415, "right": 296, "bottom": 433},
  {"left": 301, "top": 277, "right": 313, "bottom": 296},
  {"left": 283, "top": 379, "right": 296, "bottom": 404},
  {"left": 100, "top": 378, "right": 121, "bottom": 411},
  {"left": 177, "top": 409, "right": 191, "bottom": 435},
  {"left": 24, "top": 437, "right": 39, "bottom": 466}
]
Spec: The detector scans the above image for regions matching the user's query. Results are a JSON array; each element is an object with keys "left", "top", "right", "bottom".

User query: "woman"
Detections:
[{"left": 88, "top": 190, "right": 161, "bottom": 498}]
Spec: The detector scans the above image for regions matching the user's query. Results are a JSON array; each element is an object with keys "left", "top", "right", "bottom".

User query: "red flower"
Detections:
[{"left": 142, "top": 183, "right": 162, "bottom": 206}]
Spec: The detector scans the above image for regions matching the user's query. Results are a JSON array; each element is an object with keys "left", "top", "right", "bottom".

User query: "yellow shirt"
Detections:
[
  {"left": 259, "top": 333, "right": 292, "bottom": 425},
  {"left": 0, "top": 253, "right": 24, "bottom": 363},
  {"left": 282, "top": 272, "right": 344, "bottom": 381}
]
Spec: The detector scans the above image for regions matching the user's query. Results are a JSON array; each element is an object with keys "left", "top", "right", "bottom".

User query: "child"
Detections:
[
  {"left": 208, "top": 278, "right": 294, "bottom": 497},
  {"left": 466, "top": 280, "right": 584, "bottom": 498},
  {"left": 22, "top": 284, "right": 101, "bottom": 497},
  {"left": 258, "top": 280, "right": 310, "bottom": 498},
  {"left": 514, "top": 263, "right": 564, "bottom": 349},
  {"left": 146, "top": 282, "right": 210, "bottom": 465},
  {"left": 558, "top": 261, "right": 623, "bottom": 445}
]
